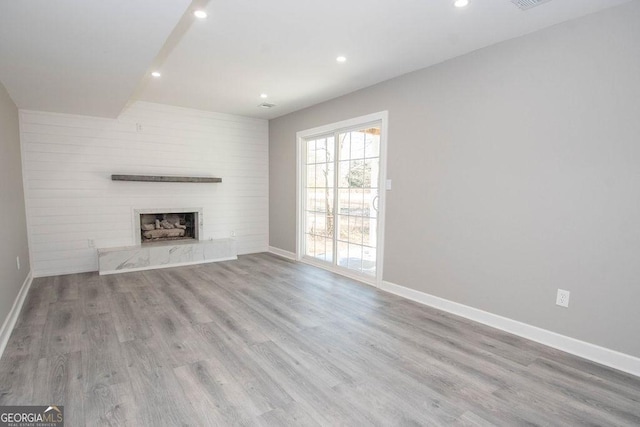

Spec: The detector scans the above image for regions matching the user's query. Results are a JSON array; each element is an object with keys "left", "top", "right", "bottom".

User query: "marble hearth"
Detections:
[{"left": 98, "top": 238, "right": 237, "bottom": 275}]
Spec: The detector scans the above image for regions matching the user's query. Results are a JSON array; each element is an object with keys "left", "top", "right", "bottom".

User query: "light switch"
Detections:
[{"left": 386, "top": 179, "right": 392, "bottom": 190}]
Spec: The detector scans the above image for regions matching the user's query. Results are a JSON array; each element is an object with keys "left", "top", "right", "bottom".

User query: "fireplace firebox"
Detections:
[
  {"left": 140, "top": 212, "right": 196, "bottom": 243},
  {"left": 133, "top": 208, "right": 203, "bottom": 245}
]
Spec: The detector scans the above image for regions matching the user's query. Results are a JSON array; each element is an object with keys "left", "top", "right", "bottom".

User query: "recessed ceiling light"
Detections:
[
  {"left": 193, "top": 10, "right": 207, "bottom": 19},
  {"left": 336, "top": 56, "right": 347, "bottom": 63},
  {"left": 260, "top": 93, "right": 268, "bottom": 99},
  {"left": 454, "top": 0, "right": 470, "bottom": 7},
  {"left": 151, "top": 71, "right": 161, "bottom": 77}
]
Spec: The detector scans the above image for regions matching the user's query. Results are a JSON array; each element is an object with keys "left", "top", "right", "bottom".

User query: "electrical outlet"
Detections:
[
  {"left": 88, "top": 239, "right": 95, "bottom": 248},
  {"left": 136, "top": 123, "right": 143, "bottom": 132},
  {"left": 556, "top": 289, "right": 570, "bottom": 308},
  {"left": 16, "top": 256, "right": 20, "bottom": 270},
  {"left": 230, "top": 231, "right": 236, "bottom": 237}
]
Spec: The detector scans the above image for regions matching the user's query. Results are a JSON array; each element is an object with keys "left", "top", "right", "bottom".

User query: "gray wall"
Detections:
[
  {"left": 0, "top": 81, "right": 30, "bottom": 328},
  {"left": 269, "top": 2, "right": 640, "bottom": 358}
]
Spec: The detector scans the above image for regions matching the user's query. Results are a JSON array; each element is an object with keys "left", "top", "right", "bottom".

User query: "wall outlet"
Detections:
[
  {"left": 16, "top": 256, "right": 20, "bottom": 270},
  {"left": 136, "top": 123, "right": 143, "bottom": 132},
  {"left": 556, "top": 289, "right": 570, "bottom": 308},
  {"left": 88, "top": 239, "right": 95, "bottom": 248},
  {"left": 230, "top": 231, "right": 236, "bottom": 237}
]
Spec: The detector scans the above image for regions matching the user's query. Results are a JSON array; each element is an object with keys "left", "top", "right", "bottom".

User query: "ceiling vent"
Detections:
[
  {"left": 258, "top": 102, "right": 276, "bottom": 109},
  {"left": 511, "top": 0, "right": 552, "bottom": 10}
]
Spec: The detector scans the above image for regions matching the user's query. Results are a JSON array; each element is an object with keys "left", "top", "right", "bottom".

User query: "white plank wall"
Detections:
[{"left": 20, "top": 101, "right": 269, "bottom": 277}]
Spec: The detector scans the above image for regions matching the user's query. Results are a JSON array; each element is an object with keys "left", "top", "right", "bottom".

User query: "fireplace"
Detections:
[{"left": 133, "top": 208, "right": 203, "bottom": 245}]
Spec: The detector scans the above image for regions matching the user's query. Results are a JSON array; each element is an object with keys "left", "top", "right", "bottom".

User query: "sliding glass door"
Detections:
[{"left": 300, "top": 116, "right": 385, "bottom": 281}]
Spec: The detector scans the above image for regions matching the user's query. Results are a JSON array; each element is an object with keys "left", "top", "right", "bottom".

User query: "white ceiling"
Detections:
[
  {"left": 0, "top": 0, "right": 633, "bottom": 120},
  {"left": 0, "top": 0, "right": 191, "bottom": 118}
]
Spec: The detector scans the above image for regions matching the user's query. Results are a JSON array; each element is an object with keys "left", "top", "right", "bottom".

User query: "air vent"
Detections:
[
  {"left": 258, "top": 102, "right": 276, "bottom": 109},
  {"left": 511, "top": 0, "right": 552, "bottom": 10}
]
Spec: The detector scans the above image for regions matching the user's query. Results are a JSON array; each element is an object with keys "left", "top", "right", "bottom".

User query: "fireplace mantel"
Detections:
[{"left": 112, "top": 174, "right": 221, "bottom": 183}]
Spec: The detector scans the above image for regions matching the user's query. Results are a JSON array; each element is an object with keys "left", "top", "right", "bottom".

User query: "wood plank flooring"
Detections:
[{"left": 1, "top": 253, "right": 639, "bottom": 426}]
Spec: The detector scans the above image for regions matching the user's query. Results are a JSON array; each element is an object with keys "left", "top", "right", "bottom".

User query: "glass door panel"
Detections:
[
  {"left": 303, "top": 125, "right": 380, "bottom": 277},
  {"left": 304, "top": 135, "right": 335, "bottom": 263},
  {"left": 335, "top": 126, "right": 380, "bottom": 276}
]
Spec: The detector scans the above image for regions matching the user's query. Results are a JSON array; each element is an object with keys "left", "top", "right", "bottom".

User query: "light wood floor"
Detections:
[{"left": 1, "top": 253, "right": 639, "bottom": 426}]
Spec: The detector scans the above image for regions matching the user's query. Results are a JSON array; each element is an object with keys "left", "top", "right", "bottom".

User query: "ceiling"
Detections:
[
  {"left": 0, "top": 0, "right": 191, "bottom": 118},
  {"left": 0, "top": 0, "right": 633, "bottom": 120}
]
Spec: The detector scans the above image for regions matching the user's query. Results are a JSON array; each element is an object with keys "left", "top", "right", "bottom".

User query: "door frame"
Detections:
[{"left": 296, "top": 111, "right": 388, "bottom": 287}]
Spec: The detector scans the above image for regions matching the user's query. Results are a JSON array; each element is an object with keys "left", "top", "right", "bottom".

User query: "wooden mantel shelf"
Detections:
[{"left": 111, "top": 174, "right": 222, "bottom": 183}]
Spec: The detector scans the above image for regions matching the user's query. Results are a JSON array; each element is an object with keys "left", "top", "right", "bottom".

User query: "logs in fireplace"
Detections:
[{"left": 140, "top": 212, "right": 196, "bottom": 243}]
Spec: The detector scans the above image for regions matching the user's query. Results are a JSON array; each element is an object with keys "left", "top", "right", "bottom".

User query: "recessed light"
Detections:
[
  {"left": 151, "top": 71, "right": 161, "bottom": 77},
  {"left": 336, "top": 56, "right": 347, "bottom": 63},
  {"left": 193, "top": 10, "right": 207, "bottom": 19},
  {"left": 454, "top": 0, "right": 469, "bottom": 7},
  {"left": 260, "top": 93, "right": 268, "bottom": 99}
]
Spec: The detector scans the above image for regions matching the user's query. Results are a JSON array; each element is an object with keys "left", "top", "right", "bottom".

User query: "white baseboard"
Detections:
[
  {"left": 380, "top": 280, "right": 640, "bottom": 378},
  {"left": 33, "top": 266, "right": 97, "bottom": 278},
  {"left": 268, "top": 246, "right": 297, "bottom": 261},
  {"left": 0, "top": 271, "right": 33, "bottom": 359}
]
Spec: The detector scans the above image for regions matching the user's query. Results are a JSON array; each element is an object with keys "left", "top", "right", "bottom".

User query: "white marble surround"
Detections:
[{"left": 98, "top": 238, "right": 237, "bottom": 275}]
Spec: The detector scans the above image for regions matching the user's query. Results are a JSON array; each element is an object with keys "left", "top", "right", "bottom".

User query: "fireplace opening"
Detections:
[{"left": 140, "top": 212, "right": 197, "bottom": 244}]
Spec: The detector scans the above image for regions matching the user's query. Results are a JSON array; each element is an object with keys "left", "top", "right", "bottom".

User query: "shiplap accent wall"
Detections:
[{"left": 20, "top": 101, "right": 268, "bottom": 277}]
